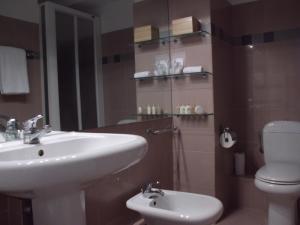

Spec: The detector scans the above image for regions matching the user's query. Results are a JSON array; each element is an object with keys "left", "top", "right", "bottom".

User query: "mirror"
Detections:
[{"left": 0, "top": 0, "right": 174, "bottom": 136}]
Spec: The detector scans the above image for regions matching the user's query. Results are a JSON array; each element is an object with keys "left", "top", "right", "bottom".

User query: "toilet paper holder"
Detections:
[{"left": 219, "top": 127, "right": 237, "bottom": 149}]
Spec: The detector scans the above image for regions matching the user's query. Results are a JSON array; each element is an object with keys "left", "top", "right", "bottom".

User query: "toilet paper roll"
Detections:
[
  {"left": 220, "top": 129, "right": 237, "bottom": 149},
  {"left": 235, "top": 152, "right": 245, "bottom": 176}
]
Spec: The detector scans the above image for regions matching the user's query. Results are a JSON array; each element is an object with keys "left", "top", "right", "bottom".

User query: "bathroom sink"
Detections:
[
  {"left": 0, "top": 131, "right": 147, "bottom": 225},
  {"left": 0, "top": 131, "right": 147, "bottom": 192}
]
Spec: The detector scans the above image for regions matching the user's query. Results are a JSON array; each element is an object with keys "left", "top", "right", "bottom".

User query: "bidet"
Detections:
[{"left": 127, "top": 189, "right": 223, "bottom": 225}]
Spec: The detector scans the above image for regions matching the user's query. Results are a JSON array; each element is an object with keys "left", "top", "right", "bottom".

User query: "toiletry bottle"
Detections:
[
  {"left": 186, "top": 104, "right": 192, "bottom": 114},
  {"left": 176, "top": 105, "right": 181, "bottom": 114},
  {"left": 151, "top": 104, "right": 156, "bottom": 115},
  {"left": 156, "top": 105, "right": 161, "bottom": 115},
  {"left": 137, "top": 106, "right": 143, "bottom": 115},
  {"left": 147, "top": 105, "right": 151, "bottom": 115},
  {"left": 180, "top": 105, "right": 185, "bottom": 115}
]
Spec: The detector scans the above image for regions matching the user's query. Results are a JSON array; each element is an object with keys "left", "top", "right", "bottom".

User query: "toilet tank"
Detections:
[{"left": 263, "top": 121, "right": 300, "bottom": 165}]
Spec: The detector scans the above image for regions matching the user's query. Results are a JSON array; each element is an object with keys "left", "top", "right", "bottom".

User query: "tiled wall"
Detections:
[
  {"left": 225, "top": 0, "right": 300, "bottom": 218},
  {"left": 0, "top": 15, "right": 40, "bottom": 225},
  {"left": 134, "top": 0, "right": 173, "bottom": 115},
  {"left": 169, "top": 0, "right": 216, "bottom": 196},
  {"left": 211, "top": 0, "right": 235, "bottom": 212},
  {"left": 133, "top": 0, "right": 221, "bottom": 200},
  {"left": 231, "top": 0, "right": 300, "bottom": 175},
  {"left": 101, "top": 28, "right": 137, "bottom": 126},
  {"left": 0, "top": 196, "right": 32, "bottom": 225},
  {"left": 85, "top": 118, "right": 173, "bottom": 225},
  {"left": 0, "top": 15, "right": 42, "bottom": 123}
]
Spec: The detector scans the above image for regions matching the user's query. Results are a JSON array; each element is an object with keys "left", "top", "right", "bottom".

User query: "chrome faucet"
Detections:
[
  {"left": 0, "top": 114, "right": 10, "bottom": 132},
  {"left": 142, "top": 181, "right": 164, "bottom": 198},
  {"left": 23, "top": 115, "right": 52, "bottom": 144}
]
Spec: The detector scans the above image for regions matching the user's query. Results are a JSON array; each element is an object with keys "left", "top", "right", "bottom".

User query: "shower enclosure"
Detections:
[{"left": 40, "top": 2, "right": 104, "bottom": 131}]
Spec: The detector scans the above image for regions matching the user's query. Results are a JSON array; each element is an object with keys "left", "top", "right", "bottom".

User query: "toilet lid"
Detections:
[{"left": 256, "top": 163, "right": 300, "bottom": 184}]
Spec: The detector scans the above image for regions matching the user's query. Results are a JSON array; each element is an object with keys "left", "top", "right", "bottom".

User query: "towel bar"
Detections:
[
  {"left": 146, "top": 127, "right": 178, "bottom": 135},
  {"left": 25, "top": 50, "right": 40, "bottom": 59}
]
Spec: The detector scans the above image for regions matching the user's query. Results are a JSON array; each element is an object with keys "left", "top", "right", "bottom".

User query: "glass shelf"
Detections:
[
  {"left": 134, "top": 71, "right": 212, "bottom": 81},
  {"left": 172, "top": 113, "right": 214, "bottom": 117},
  {"left": 135, "top": 30, "right": 210, "bottom": 48},
  {"left": 135, "top": 113, "right": 214, "bottom": 117}
]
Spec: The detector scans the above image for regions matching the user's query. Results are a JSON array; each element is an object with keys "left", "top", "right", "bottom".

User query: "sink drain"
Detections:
[{"left": 38, "top": 150, "right": 44, "bottom": 157}]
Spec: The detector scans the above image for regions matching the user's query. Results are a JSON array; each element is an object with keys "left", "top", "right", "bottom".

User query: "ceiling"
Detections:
[
  {"left": 40, "top": 0, "right": 113, "bottom": 8},
  {"left": 41, "top": 0, "right": 259, "bottom": 13},
  {"left": 45, "top": 0, "right": 260, "bottom": 7},
  {"left": 227, "top": 0, "right": 258, "bottom": 5}
]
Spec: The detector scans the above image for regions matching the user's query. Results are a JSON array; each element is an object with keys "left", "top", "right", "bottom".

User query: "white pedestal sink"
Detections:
[{"left": 0, "top": 131, "right": 147, "bottom": 225}]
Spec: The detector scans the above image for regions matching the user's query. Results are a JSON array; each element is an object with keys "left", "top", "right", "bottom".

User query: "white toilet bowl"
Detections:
[
  {"left": 254, "top": 121, "right": 300, "bottom": 225},
  {"left": 126, "top": 190, "right": 223, "bottom": 225},
  {"left": 255, "top": 164, "right": 300, "bottom": 225}
]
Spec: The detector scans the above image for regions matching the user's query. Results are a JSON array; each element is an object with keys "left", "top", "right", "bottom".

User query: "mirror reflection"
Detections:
[{"left": 0, "top": 0, "right": 171, "bottom": 138}]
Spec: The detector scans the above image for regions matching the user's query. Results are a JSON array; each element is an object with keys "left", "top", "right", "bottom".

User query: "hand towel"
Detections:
[
  {"left": 134, "top": 71, "right": 151, "bottom": 79},
  {"left": 0, "top": 46, "right": 30, "bottom": 95},
  {"left": 183, "top": 66, "right": 203, "bottom": 73}
]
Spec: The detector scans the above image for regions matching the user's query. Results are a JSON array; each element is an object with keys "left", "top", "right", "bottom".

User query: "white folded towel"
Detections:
[
  {"left": 183, "top": 66, "right": 203, "bottom": 73},
  {"left": 0, "top": 46, "right": 30, "bottom": 95},
  {"left": 134, "top": 71, "right": 151, "bottom": 79}
]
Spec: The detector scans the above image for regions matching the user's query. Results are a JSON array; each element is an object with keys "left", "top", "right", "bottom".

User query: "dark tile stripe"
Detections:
[
  {"left": 211, "top": 23, "right": 300, "bottom": 46},
  {"left": 102, "top": 53, "right": 134, "bottom": 65}
]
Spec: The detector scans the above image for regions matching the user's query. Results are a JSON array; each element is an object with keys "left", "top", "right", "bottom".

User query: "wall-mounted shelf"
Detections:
[
  {"left": 135, "top": 36, "right": 169, "bottom": 48},
  {"left": 135, "top": 114, "right": 169, "bottom": 118},
  {"left": 173, "top": 113, "right": 214, "bottom": 117},
  {"left": 134, "top": 71, "right": 212, "bottom": 81},
  {"left": 135, "top": 113, "right": 214, "bottom": 117},
  {"left": 135, "top": 30, "right": 210, "bottom": 48},
  {"left": 172, "top": 30, "right": 210, "bottom": 41}
]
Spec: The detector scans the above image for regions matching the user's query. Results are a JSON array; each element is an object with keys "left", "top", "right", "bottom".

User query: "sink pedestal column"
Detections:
[{"left": 32, "top": 188, "right": 86, "bottom": 225}]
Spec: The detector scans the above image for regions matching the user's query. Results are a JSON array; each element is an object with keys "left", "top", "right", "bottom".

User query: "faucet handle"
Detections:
[
  {"left": 141, "top": 181, "right": 160, "bottom": 193},
  {"left": 150, "top": 181, "right": 160, "bottom": 187},
  {"left": 6, "top": 118, "right": 17, "bottom": 129},
  {"left": 43, "top": 124, "right": 52, "bottom": 133},
  {"left": 23, "top": 115, "right": 43, "bottom": 131}
]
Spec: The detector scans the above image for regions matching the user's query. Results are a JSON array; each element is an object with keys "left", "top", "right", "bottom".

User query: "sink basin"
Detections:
[{"left": 0, "top": 131, "right": 147, "bottom": 225}]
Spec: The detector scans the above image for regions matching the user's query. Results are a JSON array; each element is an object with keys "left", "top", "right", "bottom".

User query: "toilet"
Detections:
[
  {"left": 255, "top": 121, "right": 300, "bottom": 225},
  {"left": 126, "top": 189, "right": 223, "bottom": 225}
]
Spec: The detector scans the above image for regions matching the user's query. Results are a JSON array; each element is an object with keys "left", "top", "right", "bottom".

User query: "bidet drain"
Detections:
[{"left": 38, "top": 150, "right": 44, "bottom": 157}]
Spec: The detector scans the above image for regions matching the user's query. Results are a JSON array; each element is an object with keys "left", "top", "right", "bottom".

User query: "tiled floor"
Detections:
[{"left": 217, "top": 208, "right": 267, "bottom": 225}]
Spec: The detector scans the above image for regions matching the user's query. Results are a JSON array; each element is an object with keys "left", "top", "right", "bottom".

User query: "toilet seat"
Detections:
[
  {"left": 255, "top": 178, "right": 300, "bottom": 196},
  {"left": 255, "top": 163, "right": 300, "bottom": 185}
]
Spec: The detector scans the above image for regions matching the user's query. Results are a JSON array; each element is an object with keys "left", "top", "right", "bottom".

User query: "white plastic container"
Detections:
[
  {"left": 194, "top": 105, "right": 205, "bottom": 115},
  {"left": 234, "top": 152, "right": 245, "bottom": 176}
]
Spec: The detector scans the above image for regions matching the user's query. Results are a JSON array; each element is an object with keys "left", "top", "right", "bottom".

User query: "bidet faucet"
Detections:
[
  {"left": 142, "top": 181, "right": 165, "bottom": 198},
  {"left": 23, "top": 115, "right": 52, "bottom": 144}
]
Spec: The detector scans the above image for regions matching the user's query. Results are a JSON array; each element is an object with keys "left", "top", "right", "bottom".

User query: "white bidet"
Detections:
[{"left": 127, "top": 190, "right": 223, "bottom": 225}]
